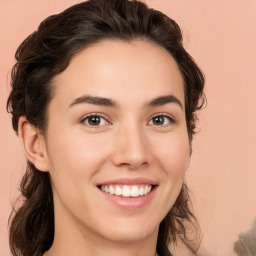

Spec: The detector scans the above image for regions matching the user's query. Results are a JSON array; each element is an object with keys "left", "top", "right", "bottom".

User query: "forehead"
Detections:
[{"left": 51, "top": 39, "right": 184, "bottom": 108}]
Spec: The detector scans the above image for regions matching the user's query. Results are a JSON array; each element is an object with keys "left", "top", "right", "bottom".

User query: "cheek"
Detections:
[
  {"left": 45, "top": 129, "right": 112, "bottom": 216},
  {"left": 150, "top": 132, "right": 190, "bottom": 219},
  {"left": 46, "top": 127, "right": 110, "bottom": 182},
  {"left": 153, "top": 133, "right": 190, "bottom": 175}
]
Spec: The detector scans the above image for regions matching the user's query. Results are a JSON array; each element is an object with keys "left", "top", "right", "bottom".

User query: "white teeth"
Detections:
[
  {"left": 115, "top": 186, "right": 122, "bottom": 195},
  {"left": 139, "top": 187, "right": 144, "bottom": 196},
  {"left": 109, "top": 185, "right": 115, "bottom": 195},
  {"left": 100, "top": 185, "right": 152, "bottom": 197},
  {"left": 144, "top": 186, "right": 150, "bottom": 195},
  {"left": 122, "top": 185, "right": 131, "bottom": 197},
  {"left": 131, "top": 186, "right": 139, "bottom": 197}
]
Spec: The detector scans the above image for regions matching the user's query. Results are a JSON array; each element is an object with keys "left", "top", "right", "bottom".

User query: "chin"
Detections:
[
  {"left": 104, "top": 228, "right": 156, "bottom": 244},
  {"left": 97, "top": 217, "right": 159, "bottom": 243}
]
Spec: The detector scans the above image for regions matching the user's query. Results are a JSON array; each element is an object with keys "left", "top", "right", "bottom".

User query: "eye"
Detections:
[
  {"left": 148, "top": 115, "right": 174, "bottom": 126},
  {"left": 82, "top": 115, "right": 109, "bottom": 126}
]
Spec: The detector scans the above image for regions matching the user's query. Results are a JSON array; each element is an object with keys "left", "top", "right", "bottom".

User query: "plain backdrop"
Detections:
[{"left": 0, "top": 1, "right": 256, "bottom": 255}]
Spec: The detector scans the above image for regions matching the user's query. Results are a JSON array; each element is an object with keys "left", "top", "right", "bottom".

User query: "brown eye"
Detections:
[
  {"left": 153, "top": 116, "right": 164, "bottom": 125},
  {"left": 83, "top": 116, "right": 108, "bottom": 126},
  {"left": 149, "top": 115, "right": 173, "bottom": 126}
]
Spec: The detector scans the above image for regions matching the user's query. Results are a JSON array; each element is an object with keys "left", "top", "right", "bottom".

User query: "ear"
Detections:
[{"left": 18, "top": 116, "right": 49, "bottom": 172}]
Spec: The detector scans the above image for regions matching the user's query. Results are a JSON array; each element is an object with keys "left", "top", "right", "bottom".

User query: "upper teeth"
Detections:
[{"left": 100, "top": 185, "right": 152, "bottom": 197}]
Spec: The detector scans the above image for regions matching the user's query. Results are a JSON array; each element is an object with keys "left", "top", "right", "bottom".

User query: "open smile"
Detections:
[
  {"left": 97, "top": 180, "right": 158, "bottom": 209},
  {"left": 100, "top": 184, "right": 153, "bottom": 197}
]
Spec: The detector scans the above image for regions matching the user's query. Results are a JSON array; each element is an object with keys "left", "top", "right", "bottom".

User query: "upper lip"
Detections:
[{"left": 97, "top": 177, "right": 158, "bottom": 186}]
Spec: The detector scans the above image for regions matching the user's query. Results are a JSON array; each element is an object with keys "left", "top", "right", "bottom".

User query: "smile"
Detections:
[{"left": 100, "top": 184, "right": 152, "bottom": 197}]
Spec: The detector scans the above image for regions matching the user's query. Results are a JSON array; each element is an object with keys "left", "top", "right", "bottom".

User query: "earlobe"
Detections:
[{"left": 18, "top": 116, "right": 49, "bottom": 172}]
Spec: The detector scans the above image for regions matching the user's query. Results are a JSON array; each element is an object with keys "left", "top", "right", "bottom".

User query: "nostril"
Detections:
[
  {"left": 111, "top": 136, "right": 149, "bottom": 168},
  {"left": 128, "top": 160, "right": 148, "bottom": 170}
]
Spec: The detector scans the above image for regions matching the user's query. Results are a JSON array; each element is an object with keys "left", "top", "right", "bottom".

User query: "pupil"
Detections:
[
  {"left": 153, "top": 116, "right": 164, "bottom": 125},
  {"left": 89, "top": 116, "right": 100, "bottom": 125}
]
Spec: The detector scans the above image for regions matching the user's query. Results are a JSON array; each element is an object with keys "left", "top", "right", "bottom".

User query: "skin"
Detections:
[{"left": 19, "top": 40, "right": 191, "bottom": 256}]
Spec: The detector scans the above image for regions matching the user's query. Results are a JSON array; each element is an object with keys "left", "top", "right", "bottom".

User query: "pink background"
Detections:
[{"left": 0, "top": 1, "right": 255, "bottom": 255}]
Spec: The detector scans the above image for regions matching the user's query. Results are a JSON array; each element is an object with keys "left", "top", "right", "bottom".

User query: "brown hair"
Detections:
[{"left": 7, "top": 0, "right": 205, "bottom": 255}]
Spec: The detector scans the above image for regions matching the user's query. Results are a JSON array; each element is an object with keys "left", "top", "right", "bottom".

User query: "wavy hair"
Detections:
[{"left": 7, "top": 0, "right": 205, "bottom": 255}]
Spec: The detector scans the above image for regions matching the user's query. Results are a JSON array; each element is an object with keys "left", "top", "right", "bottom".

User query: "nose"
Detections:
[{"left": 111, "top": 124, "right": 149, "bottom": 170}]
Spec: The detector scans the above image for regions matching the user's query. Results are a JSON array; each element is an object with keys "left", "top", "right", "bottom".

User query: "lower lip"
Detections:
[{"left": 99, "top": 186, "right": 157, "bottom": 210}]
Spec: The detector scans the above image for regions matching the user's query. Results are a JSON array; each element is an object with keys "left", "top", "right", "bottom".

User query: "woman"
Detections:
[{"left": 7, "top": 0, "right": 205, "bottom": 255}]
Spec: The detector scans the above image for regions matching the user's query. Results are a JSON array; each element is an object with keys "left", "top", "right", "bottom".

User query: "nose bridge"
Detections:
[{"left": 112, "top": 118, "right": 149, "bottom": 169}]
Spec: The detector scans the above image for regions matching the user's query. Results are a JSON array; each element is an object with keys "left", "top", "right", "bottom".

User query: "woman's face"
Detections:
[{"left": 44, "top": 40, "right": 190, "bottom": 245}]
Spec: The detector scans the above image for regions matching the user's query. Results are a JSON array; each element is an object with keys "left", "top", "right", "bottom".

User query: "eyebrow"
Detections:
[
  {"left": 148, "top": 95, "right": 183, "bottom": 109},
  {"left": 69, "top": 94, "right": 183, "bottom": 109},
  {"left": 69, "top": 95, "right": 119, "bottom": 108}
]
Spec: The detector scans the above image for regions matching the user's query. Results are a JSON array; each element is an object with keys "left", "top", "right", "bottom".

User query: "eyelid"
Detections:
[
  {"left": 80, "top": 113, "right": 112, "bottom": 127},
  {"left": 79, "top": 112, "right": 175, "bottom": 127},
  {"left": 147, "top": 113, "right": 176, "bottom": 126}
]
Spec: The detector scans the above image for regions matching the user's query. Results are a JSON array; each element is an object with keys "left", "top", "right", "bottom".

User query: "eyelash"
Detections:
[
  {"left": 81, "top": 113, "right": 111, "bottom": 128},
  {"left": 148, "top": 113, "right": 175, "bottom": 127},
  {"left": 81, "top": 113, "right": 175, "bottom": 128}
]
